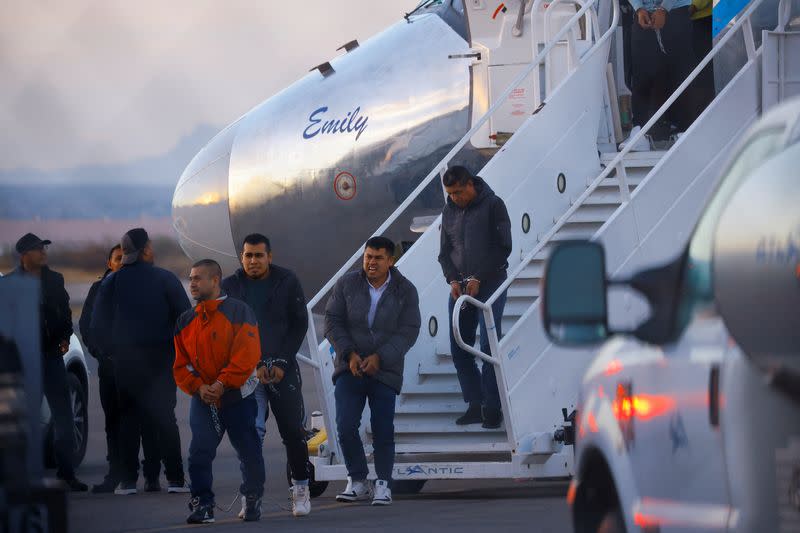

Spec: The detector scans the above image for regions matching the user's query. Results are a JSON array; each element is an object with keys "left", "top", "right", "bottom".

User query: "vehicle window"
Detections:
[{"left": 676, "top": 128, "right": 786, "bottom": 326}]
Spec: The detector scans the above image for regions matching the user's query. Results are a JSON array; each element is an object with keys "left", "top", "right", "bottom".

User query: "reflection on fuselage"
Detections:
[{"left": 172, "top": 3, "right": 486, "bottom": 294}]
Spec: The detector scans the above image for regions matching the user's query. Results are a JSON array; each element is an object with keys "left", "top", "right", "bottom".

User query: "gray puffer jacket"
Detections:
[{"left": 325, "top": 267, "right": 420, "bottom": 393}]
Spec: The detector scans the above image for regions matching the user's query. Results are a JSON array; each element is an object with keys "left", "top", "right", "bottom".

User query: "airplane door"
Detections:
[{"left": 464, "top": 0, "right": 589, "bottom": 148}]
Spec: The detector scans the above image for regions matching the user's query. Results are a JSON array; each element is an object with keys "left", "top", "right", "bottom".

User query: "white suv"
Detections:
[{"left": 541, "top": 97, "right": 800, "bottom": 532}]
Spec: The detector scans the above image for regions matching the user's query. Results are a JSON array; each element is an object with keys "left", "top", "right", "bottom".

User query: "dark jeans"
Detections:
[
  {"left": 97, "top": 361, "right": 158, "bottom": 482},
  {"left": 691, "top": 15, "right": 715, "bottom": 120},
  {"left": 448, "top": 276, "right": 507, "bottom": 411},
  {"left": 254, "top": 364, "right": 309, "bottom": 481},
  {"left": 114, "top": 345, "right": 184, "bottom": 484},
  {"left": 188, "top": 394, "right": 265, "bottom": 505},
  {"left": 630, "top": 6, "right": 694, "bottom": 131},
  {"left": 334, "top": 372, "right": 396, "bottom": 483},
  {"left": 42, "top": 356, "right": 76, "bottom": 480}
]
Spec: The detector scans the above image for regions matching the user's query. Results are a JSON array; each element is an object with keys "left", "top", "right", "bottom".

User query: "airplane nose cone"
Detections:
[{"left": 171, "top": 122, "right": 240, "bottom": 273}]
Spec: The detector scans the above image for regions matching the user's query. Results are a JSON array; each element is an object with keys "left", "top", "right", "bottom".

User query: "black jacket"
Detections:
[
  {"left": 438, "top": 177, "right": 512, "bottom": 284},
  {"left": 79, "top": 269, "right": 111, "bottom": 362},
  {"left": 221, "top": 265, "right": 308, "bottom": 371},
  {"left": 89, "top": 261, "right": 190, "bottom": 356},
  {"left": 8, "top": 266, "right": 73, "bottom": 359},
  {"left": 325, "top": 267, "right": 421, "bottom": 393}
]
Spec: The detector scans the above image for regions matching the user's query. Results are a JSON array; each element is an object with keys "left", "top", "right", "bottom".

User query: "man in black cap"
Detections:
[
  {"left": 90, "top": 228, "right": 191, "bottom": 495},
  {"left": 7, "top": 233, "right": 88, "bottom": 491}
]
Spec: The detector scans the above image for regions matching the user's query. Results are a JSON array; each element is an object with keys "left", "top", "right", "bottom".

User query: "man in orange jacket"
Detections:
[{"left": 173, "top": 259, "right": 265, "bottom": 524}]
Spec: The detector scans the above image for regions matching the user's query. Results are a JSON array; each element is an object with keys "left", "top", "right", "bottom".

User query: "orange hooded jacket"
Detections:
[{"left": 173, "top": 295, "right": 261, "bottom": 396}]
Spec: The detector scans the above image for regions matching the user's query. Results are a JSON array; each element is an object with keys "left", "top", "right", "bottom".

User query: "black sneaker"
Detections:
[
  {"left": 91, "top": 477, "right": 117, "bottom": 494},
  {"left": 482, "top": 407, "right": 503, "bottom": 429},
  {"left": 455, "top": 403, "right": 483, "bottom": 425},
  {"left": 187, "top": 498, "right": 215, "bottom": 524},
  {"left": 144, "top": 479, "right": 162, "bottom": 492},
  {"left": 60, "top": 477, "right": 88, "bottom": 492},
  {"left": 242, "top": 494, "right": 262, "bottom": 522}
]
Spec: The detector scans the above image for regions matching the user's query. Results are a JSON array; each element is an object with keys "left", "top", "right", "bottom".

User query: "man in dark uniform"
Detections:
[
  {"left": 8, "top": 233, "right": 88, "bottom": 491},
  {"left": 80, "top": 244, "right": 160, "bottom": 493},
  {"left": 90, "top": 228, "right": 190, "bottom": 495},
  {"left": 221, "top": 233, "right": 311, "bottom": 517}
]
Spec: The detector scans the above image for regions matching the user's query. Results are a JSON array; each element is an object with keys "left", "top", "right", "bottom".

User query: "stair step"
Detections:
[
  {"left": 417, "top": 362, "right": 457, "bottom": 376},
  {"left": 502, "top": 298, "right": 533, "bottom": 317},
  {"left": 568, "top": 204, "right": 617, "bottom": 222},
  {"left": 395, "top": 440, "right": 511, "bottom": 453},
  {"left": 380, "top": 420, "right": 506, "bottom": 434},
  {"left": 395, "top": 400, "right": 465, "bottom": 414},
  {"left": 549, "top": 227, "right": 597, "bottom": 241},
  {"left": 595, "top": 176, "right": 644, "bottom": 189},
  {"left": 507, "top": 283, "right": 539, "bottom": 298},
  {"left": 402, "top": 379, "right": 462, "bottom": 395},
  {"left": 579, "top": 192, "right": 623, "bottom": 207},
  {"left": 599, "top": 150, "right": 667, "bottom": 167},
  {"left": 518, "top": 261, "right": 545, "bottom": 279}
]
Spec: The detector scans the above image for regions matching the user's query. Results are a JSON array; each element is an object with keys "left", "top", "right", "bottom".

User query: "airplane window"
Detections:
[{"left": 676, "top": 127, "right": 786, "bottom": 326}]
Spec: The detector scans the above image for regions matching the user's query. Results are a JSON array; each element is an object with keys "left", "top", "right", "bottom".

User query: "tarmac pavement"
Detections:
[{"left": 65, "top": 359, "right": 571, "bottom": 533}]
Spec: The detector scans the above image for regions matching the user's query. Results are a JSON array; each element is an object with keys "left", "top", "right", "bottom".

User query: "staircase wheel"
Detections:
[{"left": 392, "top": 479, "right": 427, "bottom": 495}]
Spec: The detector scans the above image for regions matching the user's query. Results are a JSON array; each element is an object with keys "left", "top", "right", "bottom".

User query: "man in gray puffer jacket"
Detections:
[{"left": 325, "top": 236, "right": 420, "bottom": 507}]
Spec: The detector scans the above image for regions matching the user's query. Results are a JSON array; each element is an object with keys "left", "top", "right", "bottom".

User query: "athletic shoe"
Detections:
[
  {"left": 61, "top": 477, "right": 88, "bottom": 492},
  {"left": 144, "top": 478, "right": 162, "bottom": 492},
  {"left": 114, "top": 481, "right": 137, "bottom": 495},
  {"left": 186, "top": 498, "right": 215, "bottom": 524},
  {"left": 482, "top": 407, "right": 503, "bottom": 429},
  {"left": 292, "top": 484, "right": 311, "bottom": 516},
  {"left": 455, "top": 403, "right": 482, "bottom": 425},
  {"left": 619, "top": 125, "right": 650, "bottom": 152},
  {"left": 167, "top": 481, "right": 190, "bottom": 493},
  {"left": 371, "top": 480, "right": 392, "bottom": 506},
  {"left": 335, "top": 477, "right": 372, "bottom": 502},
  {"left": 240, "top": 494, "right": 261, "bottom": 522},
  {"left": 90, "top": 478, "right": 117, "bottom": 494}
]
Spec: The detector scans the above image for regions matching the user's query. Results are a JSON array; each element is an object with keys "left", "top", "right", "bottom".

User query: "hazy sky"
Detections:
[{"left": 0, "top": 1, "right": 418, "bottom": 173}]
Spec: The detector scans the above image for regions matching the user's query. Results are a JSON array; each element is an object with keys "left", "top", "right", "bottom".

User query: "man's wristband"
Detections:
[
  {"left": 256, "top": 361, "right": 267, "bottom": 370},
  {"left": 214, "top": 379, "right": 225, "bottom": 391}
]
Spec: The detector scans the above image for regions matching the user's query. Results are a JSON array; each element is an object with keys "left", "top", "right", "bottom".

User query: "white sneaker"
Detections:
[
  {"left": 371, "top": 479, "right": 392, "bottom": 506},
  {"left": 335, "top": 477, "right": 372, "bottom": 502},
  {"left": 291, "top": 483, "right": 311, "bottom": 516},
  {"left": 619, "top": 125, "right": 650, "bottom": 152},
  {"left": 237, "top": 495, "right": 246, "bottom": 519},
  {"left": 114, "top": 481, "right": 137, "bottom": 495}
]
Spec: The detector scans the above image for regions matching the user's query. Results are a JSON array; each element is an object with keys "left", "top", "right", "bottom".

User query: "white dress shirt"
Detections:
[{"left": 367, "top": 271, "right": 391, "bottom": 329}]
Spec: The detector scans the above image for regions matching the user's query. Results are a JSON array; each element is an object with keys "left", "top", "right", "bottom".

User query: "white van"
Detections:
[{"left": 540, "top": 97, "right": 800, "bottom": 532}]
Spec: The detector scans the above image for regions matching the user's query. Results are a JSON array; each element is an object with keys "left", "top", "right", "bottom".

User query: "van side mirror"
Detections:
[{"left": 542, "top": 241, "right": 609, "bottom": 345}]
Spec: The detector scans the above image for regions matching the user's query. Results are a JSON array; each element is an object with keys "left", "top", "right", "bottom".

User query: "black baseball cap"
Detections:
[
  {"left": 15, "top": 233, "right": 52, "bottom": 254},
  {"left": 121, "top": 228, "right": 150, "bottom": 265}
]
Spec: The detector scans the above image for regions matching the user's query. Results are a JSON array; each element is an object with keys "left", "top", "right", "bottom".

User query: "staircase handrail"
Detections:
[
  {"left": 304, "top": 0, "right": 621, "bottom": 360},
  {"left": 453, "top": 0, "right": 767, "bottom": 361}
]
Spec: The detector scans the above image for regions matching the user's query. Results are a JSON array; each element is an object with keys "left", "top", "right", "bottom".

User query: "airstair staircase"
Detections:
[{"left": 299, "top": 0, "right": 791, "bottom": 485}]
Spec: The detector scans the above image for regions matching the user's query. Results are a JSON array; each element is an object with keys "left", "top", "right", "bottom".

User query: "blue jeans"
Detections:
[
  {"left": 188, "top": 394, "right": 265, "bottom": 505},
  {"left": 42, "top": 356, "right": 76, "bottom": 480},
  {"left": 334, "top": 373, "right": 396, "bottom": 483},
  {"left": 448, "top": 276, "right": 507, "bottom": 410}
]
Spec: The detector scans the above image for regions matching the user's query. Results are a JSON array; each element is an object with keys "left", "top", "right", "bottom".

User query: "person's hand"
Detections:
[
  {"left": 360, "top": 354, "right": 380, "bottom": 377},
  {"left": 466, "top": 279, "right": 480, "bottom": 297},
  {"left": 59, "top": 339, "right": 70, "bottom": 355},
  {"left": 198, "top": 384, "right": 216, "bottom": 404},
  {"left": 257, "top": 365, "right": 270, "bottom": 384},
  {"left": 266, "top": 366, "right": 285, "bottom": 384},
  {"left": 450, "top": 281, "right": 462, "bottom": 300},
  {"left": 636, "top": 8, "right": 652, "bottom": 28},
  {"left": 651, "top": 8, "right": 667, "bottom": 29},
  {"left": 208, "top": 381, "right": 224, "bottom": 401},
  {"left": 349, "top": 352, "right": 363, "bottom": 377}
]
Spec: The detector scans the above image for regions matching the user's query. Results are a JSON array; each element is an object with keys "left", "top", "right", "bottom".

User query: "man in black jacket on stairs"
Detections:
[{"left": 438, "top": 166, "right": 512, "bottom": 430}]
